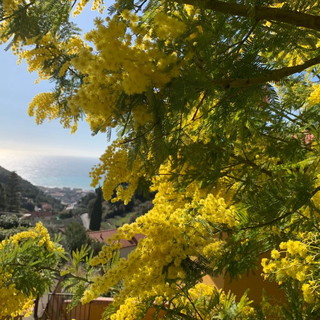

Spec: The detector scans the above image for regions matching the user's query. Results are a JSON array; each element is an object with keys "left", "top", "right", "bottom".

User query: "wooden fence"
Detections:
[{"left": 40, "top": 293, "right": 113, "bottom": 320}]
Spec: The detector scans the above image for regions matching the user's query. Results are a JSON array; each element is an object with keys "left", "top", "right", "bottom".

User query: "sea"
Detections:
[{"left": 0, "top": 150, "right": 100, "bottom": 190}]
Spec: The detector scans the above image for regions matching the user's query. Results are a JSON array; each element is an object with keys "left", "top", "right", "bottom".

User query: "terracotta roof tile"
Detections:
[{"left": 87, "top": 229, "right": 145, "bottom": 248}]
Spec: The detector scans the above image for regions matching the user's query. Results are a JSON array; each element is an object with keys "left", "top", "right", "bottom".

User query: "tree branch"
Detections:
[
  {"left": 213, "top": 54, "right": 320, "bottom": 89},
  {"left": 242, "top": 185, "right": 320, "bottom": 230},
  {"left": 0, "top": 1, "right": 35, "bottom": 23},
  {"left": 183, "top": 0, "right": 320, "bottom": 32},
  {"left": 177, "top": 283, "right": 204, "bottom": 320}
]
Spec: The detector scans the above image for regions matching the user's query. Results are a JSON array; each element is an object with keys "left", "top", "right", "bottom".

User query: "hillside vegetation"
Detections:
[{"left": 0, "top": 165, "right": 63, "bottom": 213}]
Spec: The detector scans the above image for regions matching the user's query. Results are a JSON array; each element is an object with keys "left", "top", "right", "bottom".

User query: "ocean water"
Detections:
[{"left": 0, "top": 150, "right": 100, "bottom": 190}]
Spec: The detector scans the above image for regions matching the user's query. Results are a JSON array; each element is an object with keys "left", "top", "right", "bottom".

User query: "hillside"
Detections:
[{"left": 0, "top": 165, "right": 63, "bottom": 212}]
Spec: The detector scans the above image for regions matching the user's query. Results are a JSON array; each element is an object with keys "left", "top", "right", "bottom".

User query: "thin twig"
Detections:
[{"left": 178, "top": 283, "right": 205, "bottom": 320}]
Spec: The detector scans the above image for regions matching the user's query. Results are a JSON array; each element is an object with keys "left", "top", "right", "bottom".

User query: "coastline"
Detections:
[
  {"left": 0, "top": 152, "right": 98, "bottom": 190},
  {"left": 38, "top": 186, "right": 94, "bottom": 205}
]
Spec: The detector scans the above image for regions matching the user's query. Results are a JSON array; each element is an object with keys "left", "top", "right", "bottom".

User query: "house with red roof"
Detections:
[{"left": 87, "top": 229, "right": 144, "bottom": 257}]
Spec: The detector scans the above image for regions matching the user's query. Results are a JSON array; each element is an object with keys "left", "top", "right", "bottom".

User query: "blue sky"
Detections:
[{"left": 0, "top": 5, "right": 109, "bottom": 158}]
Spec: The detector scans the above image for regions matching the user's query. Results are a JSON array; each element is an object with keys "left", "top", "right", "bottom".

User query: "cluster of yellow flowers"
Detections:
[
  {"left": 73, "top": 0, "right": 105, "bottom": 16},
  {"left": 131, "top": 105, "right": 153, "bottom": 128},
  {"left": 110, "top": 283, "right": 255, "bottom": 319},
  {"left": 68, "top": 12, "right": 184, "bottom": 130},
  {"left": 0, "top": 221, "right": 59, "bottom": 251},
  {"left": 29, "top": 91, "right": 79, "bottom": 133},
  {"left": 28, "top": 92, "right": 59, "bottom": 122},
  {"left": 0, "top": 0, "right": 25, "bottom": 43},
  {"left": 15, "top": 2, "right": 198, "bottom": 136},
  {"left": 106, "top": 283, "right": 254, "bottom": 320},
  {"left": 18, "top": 35, "right": 61, "bottom": 80},
  {"left": 262, "top": 232, "right": 319, "bottom": 305},
  {"left": 308, "top": 84, "right": 320, "bottom": 105},
  {"left": 188, "top": 284, "right": 254, "bottom": 318},
  {"left": 153, "top": 12, "right": 186, "bottom": 40},
  {"left": 0, "top": 223, "right": 63, "bottom": 318},
  {"left": 19, "top": 34, "right": 89, "bottom": 131},
  {"left": 19, "top": 34, "right": 84, "bottom": 79},
  {"left": 109, "top": 297, "right": 141, "bottom": 320},
  {"left": 0, "top": 272, "right": 34, "bottom": 319},
  {"left": 83, "top": 162, "right": 238, "bottom": 316},
  {"left": 90, "top": 141, "right": 145, "bottom": 204},
  {"left": 1, "top": 0, "right": 22, "bottom": 14}
]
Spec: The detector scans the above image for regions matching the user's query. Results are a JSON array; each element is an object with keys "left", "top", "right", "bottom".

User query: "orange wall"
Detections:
[
  {"left": 64, "top": 300, "right": 164, "bottom": 320},
  {"left": 88, "top": 298, "right": 113, "bottom": 320},
  {"left": 204, "top": 253, "right": 284, "bottom": 303},
  {"left": 51, "top": 253, "right": 283, "bottom": 320}
]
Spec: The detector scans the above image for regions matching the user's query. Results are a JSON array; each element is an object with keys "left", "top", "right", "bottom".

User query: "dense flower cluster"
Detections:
[
  {"left": 73, "top": 0, "right": 105, "bottom": 15},
  {"left": 0, "top": 0, "right": 23, "bottom": 43},
  {"left": 67, "top": 12, "right": 185, "bottom": 132},
  {"left": 19, "top": 34, "right": 88, "bottom": 130},
  {"left": 0, "top": 223, "right": 64, "bottom": 318},
  {"left": 106, "top": 283, "right": 255, "bottom": 319},
  {"left": 309, "top": 84, "right": 320, "bottom": 105},
  {"left": 90, "top": 142, "right": 145, "bottom": 204},
  {"left": 17, "top": 3, "right": 197, "bottom": 135},
  {"left": 0, "top": 221, "right": 62, "bottom": 252},
  {"left": 262, "top": 232, "right": 320, "bottom": 306},
  {"left": 109, "top": 297, "right": 141, "bottom": 320},
  {"left": 83, "top": 163, "right": 239, "bottom": 317},
  {"left": 0, "top": 274, "right": 34, "bottom": 319}
]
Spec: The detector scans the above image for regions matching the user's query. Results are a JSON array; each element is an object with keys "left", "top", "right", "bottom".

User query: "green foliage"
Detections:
[
  {"left": 89, "top": 187, "right": 103, "bottom": 231},
  {"left": 0, "top": 214, "right": 19, "bottom": 229},
  {"left": 0, "top": 183, "right": 6, "bottom": 211},
  {"left": 0, "top": 225, "right": 30, "bottom": 241},
  {"left": 0, "top": 214, "right": 32, "bottom": 241},
  {"left": 76, "top": 191, "right": 96, "bottom": 215},
  {"left": 0, "top": 223, "right": 64, "bottom": 297},
  {"left": 6, "top": 171, "right": 20, "bottom": 212},
  {"left": 61, "top": 245, "right": 98, "bottom": 308},
  {"left": 0, "top": 0, "right": 76, "bottom": 44},
  {"left": 64, "top": 222, "right": 89, "bottom": 252},
  {"left": 58, "top": 210, "right": 73, "bottom": 219},
  {"left": 0, "top": 165, "right": 64, "bottom": 212}
]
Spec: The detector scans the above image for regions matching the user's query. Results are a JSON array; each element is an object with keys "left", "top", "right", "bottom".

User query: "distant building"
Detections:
[
  {"left": 41, "top": 203, "right": 53, "bottom": 213},
  {"left": 87, "top": 229, "right": 144, "bottom": 257},
  {"left": 30, "top": 210, "right": 54, "bottom": 218}
]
